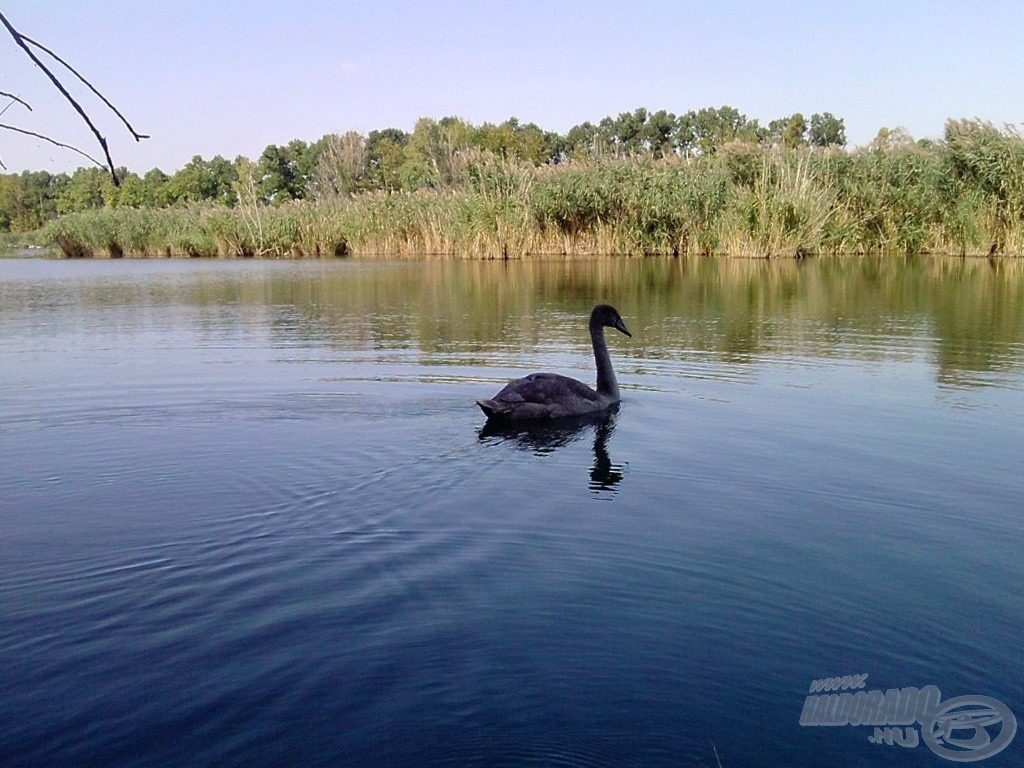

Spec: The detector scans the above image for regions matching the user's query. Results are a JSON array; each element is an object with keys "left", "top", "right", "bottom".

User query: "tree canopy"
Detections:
[{"left": 1, "top": 105, "right": 852, "bottom": 231}]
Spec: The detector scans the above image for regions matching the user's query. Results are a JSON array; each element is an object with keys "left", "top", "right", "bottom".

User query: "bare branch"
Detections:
[
  {"left": 0, "top": 122, "right": 105, "bottom": 168},
  {"left": 0, "top": 10, "right": 148, "bottom": 184},
  {"left": 1, "top": 90, "right": 32, "bottom": 113},
  {"left": 17, "top": 32, "right": 149, "bottom": 142}
]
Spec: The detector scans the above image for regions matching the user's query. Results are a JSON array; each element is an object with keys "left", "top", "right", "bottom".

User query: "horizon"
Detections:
[{"left": 2, "top": 1, "right": 1023, "bottom": 176}]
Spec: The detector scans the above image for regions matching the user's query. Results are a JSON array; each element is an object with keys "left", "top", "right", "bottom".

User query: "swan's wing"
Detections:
[
  {"left": 497, "top": 373, "right": 601, "bottom": 404},
  {"left": 478, "top": 373, "right": 601, "bottom": 419}
]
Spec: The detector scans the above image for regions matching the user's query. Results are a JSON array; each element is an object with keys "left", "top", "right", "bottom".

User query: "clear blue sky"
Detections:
[{"left": 2, "top": 0, "right": 1023, "bottom": 175}]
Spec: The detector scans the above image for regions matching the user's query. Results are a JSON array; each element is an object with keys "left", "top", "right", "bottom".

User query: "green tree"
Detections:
[
  {"left": 511, "top": 121, "right": 557, "bottom": 165},
  {"left": 0, "top": 174, "right": 33, "bottom": 230},
  {"left": 1, "top": 170, "right": 67, "bottom": 228},
  {"left": 140, "top": 168, "right": 171, "bottom": 207},
  {"left": 611, "top": 108, "right": 647, "bottom": 156},
  {"left": 474, "top": 119, "right": 517, "bottom": 159},
  {"left": 167, "top": 155, "right": 237, "bottom": 205},
  {"left": 674, "top": 111, "right": 699, "bottom": 156},
  {"left": 286, "top": 138, "right": 317, "bottom": 192},
  {"left": 562, "top": 120, "right": 599, "bottom": 160},
  {"left": 782, "top": 113, "right": 808, "bottom": 148},
  {"left": 57, "top": 167, "right": 113, "bottom": 213},
  {"left": 870, "top": 126, "right": 916, "bottom": 151},
  {"left": 473, "top": 118, "right": 558, "bottom": 165},
  {"left": 404, "top": 118, "right": 446, "bottom": 188},
  {"left": 642, "top": 109, "right": 677, "bottom": 158},
  {"left": 809, "top": 112, "right": 846, "bottom": 147},
  {"left": 109, "top": 169, "right": 146, "bottom": 207},
  {"left": 257, "top": 144, "right": 304, "bottom": 203},
  {"left": 685, "top": 106, "right": 754, "bottom": 155},
  {"left": 366, "top": 128, "right": 409, "bottom": 192}
]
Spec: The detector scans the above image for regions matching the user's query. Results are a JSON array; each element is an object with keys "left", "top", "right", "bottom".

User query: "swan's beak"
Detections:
[{"left": 615, "top": 318, "right": 632, "bottom": 337}]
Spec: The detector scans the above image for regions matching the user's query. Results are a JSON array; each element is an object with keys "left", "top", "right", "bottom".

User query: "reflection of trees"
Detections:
[
  {"left": 275, "top": 256, "right": 1024, "bottom": 385},
  {"left": 927, "top": 258, "right": 1024, "bottom": 383},
  {"left": 63, "top": 256, "right": 1024, "bottom": 386},
  {"left": 479, "top": 410, "right": 625, "bottom": 495}
]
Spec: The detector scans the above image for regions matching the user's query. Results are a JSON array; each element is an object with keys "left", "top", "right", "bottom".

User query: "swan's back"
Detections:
[{"left": 477, "top": 373, "right": 604, "bottom": 420}]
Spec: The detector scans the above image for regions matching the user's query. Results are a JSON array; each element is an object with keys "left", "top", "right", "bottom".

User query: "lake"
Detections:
[{"left": 1, "top": 256, "right": 1021, "bottom": 768}]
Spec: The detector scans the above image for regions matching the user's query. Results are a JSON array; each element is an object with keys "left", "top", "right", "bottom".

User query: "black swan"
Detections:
[{"left": 477, "top": 304, "right": 632, "bottom": 421}]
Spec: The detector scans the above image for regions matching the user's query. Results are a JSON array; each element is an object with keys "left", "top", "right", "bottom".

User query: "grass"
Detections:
[
  {"left": 0, "top": 229, "right": 51, "bottom": 254},
  {"left": 40, "top": 121, "right": 1024, "bottom": 259}
]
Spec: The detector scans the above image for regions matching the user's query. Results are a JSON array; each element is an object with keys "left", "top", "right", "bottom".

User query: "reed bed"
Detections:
[{"left": 42, "top": 124, "right": 1024, "bottom": 259}]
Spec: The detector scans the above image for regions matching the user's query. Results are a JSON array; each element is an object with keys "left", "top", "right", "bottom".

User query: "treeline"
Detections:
[
  {"left": 1, "top": 106, "right": 843, "bottom": 231},
  {"left": 10, "top": 107, "right": 1024, "bottom": 259},
  {"left": 34, "top": 117, "right": 1024, "bottom": 260}
]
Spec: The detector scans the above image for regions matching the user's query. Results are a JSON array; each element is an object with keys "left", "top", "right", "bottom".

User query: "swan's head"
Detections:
[{"left": 591, "top": 304, "right": 632, "bottom": 337}]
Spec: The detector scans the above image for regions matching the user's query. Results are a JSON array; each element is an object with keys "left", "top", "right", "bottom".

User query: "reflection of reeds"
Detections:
[
  {"left": 41, "top": 122, "right": 1024, "bottom": 259},
  {"left": 127, "top": 254, "right": 1020, "bottom": 384}
]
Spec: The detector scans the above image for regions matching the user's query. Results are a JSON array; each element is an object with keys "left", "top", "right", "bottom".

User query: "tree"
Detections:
[
  {"left": 642, "top": 109, "right": 677, "bottom": 158},
  {"left": 0, "top": 174, "right": 37, "bottom": 230},
  {"left": 166, "top": 155, "right": 238, "bottom": 205},
  {"left": 140, "top": 168, "right": 171, "bottom": 207},
  {"left": 404, "top": 118, "right": 445, "bottom": 189},
  {"left": 809, "top": 112, "right": 846, "bottom": 147},
  {"left": 0, "top": 170, "right": 68, "bottom": 229},
  {"left": 474, "top": 119, "right": 517, "bottom": 159},
  {"left": 473, "top": 118, "right": 558, "bottom": 166},
  {"left": 563, "top": 120, "right": 600, "bottom": 160},
  {"left": 285, "top": 138, "right": 317, "bottom": 193},
  {"left": 257, "top": 143, "right": 305, "bottom": 203},
  {"left": 109, "top": 170, "right": 145, "bottom": 208},
  {"left": 366, "top": 128, "right": 409, "bottom": 192},
  {"left": 312, "top": 131, "right": 369, "bottom": 197},
  {"left": 686, "top": 106, "right": 754, "bottom": 155},
  {"left": 870, "top": 126, "right": 916, "bottom": 151},
  {"left": 611, "top": 108, "right": 647, "bottom": 156},
  {"left": 782, "top": 113, "right": 808, "bottom": 148},
  {"left": 57, "top": 167, "right": 113, "bottom": 213},
  {"left": 674, "top": 111, "right": 699, "bottom": 156}
]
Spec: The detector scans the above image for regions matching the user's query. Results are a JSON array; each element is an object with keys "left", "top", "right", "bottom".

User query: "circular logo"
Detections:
[{"left": 922, "top": 695, "right": 1017, "bottom": 762}]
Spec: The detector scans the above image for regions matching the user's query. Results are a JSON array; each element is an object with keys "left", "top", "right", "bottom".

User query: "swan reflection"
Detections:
[{"left": 478, "top": 409, "right": 626, "bottom": 495}]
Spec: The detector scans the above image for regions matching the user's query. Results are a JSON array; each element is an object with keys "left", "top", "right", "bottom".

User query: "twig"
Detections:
[
  {"left": 0, "top": 10, "right": 148, "bottom": 184},
  {"left": 1, "top": 90, "right": 32, "bottom": 114},
  {"left": 0, "top": 122, "right": 104, "bottom": 167},
  {"left": 16, "top": 32, "right": 149, "bottom": 142}
]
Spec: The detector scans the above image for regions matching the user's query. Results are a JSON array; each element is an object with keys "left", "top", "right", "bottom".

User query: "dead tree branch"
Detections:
[
  {"left": 0, "top": 123, "right": 104, "bottom": 167},
  {"left": 16, "top": 31, "right": 149, "bottom": 143},
  {"left": 0, "top": 90, "right": 32, "bottom": 115},
  {"left": 0, "top": 10, "right": 148, "bottom": 184}
]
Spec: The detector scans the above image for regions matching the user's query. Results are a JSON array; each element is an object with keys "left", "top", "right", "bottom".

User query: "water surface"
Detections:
[{"left": 1, "top": 256, "right": 1022, "bottom": 767}]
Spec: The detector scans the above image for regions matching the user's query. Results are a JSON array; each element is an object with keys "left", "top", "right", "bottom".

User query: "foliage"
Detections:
[
  {"left": 5, "top": 105, "right": 844, "bottom": 229},
  {"left": 10, "top": 108, "right": 1024, "bottom": 258},
  {"left": 809, "top": 112, "right": 846, "bottom": 147}
]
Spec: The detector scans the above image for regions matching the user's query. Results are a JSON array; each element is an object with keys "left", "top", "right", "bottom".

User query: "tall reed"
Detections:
[
  {"left": 41, "top": 122, "right": 1024, "bottom": 259},
  {"left": 719, "top": 151, "right": 835, "bottom": 257}
]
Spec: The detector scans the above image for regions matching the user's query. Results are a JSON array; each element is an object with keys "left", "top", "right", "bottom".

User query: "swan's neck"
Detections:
[{"left": 591, "top": 322, "right": 619, "bottom": 400}]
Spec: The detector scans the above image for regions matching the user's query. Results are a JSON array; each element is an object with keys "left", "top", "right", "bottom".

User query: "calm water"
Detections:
[{"left": 1, "top": 256, "right": 1022, "bottom": 768}]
